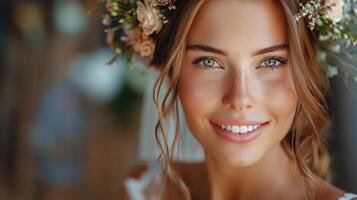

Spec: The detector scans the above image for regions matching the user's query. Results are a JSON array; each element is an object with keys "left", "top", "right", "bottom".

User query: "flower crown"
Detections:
[
  {"left": 103, "top": 0, "right": 176, "bottom": 66},
  {"left": 102, "top": 0, "right": 357, "bottom": 81}
]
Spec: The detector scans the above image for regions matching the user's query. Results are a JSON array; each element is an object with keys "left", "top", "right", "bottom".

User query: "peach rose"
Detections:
[
  {"left": 121, "top": 27, "right": 142, "bottom": 46},
  {"left": 138, "top": 39, "right": 155, "bottom": 57},
  {"left": 120, "top": 27, "right": 155, "bottom": 57},
  {"left": 136, "top": 0, "right": 163, "bottom": 35},
  {"left": 327, "top": 0, "right": 344, "bottom": 23}
]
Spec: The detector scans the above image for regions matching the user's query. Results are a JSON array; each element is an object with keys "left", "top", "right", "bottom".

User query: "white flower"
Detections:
[
  {"left": 317, "top": 50, "right": 327, "bottom": 61},
  {"left": 319, "top": 34, "right": 330, "bottom": 41},
  {"left": 330, "top": 44, "right": 341, "bottom": 53},
  {"left": 136, "top": 0, "right": 163, "bottom": 35},
  {"left": 326, "top": 65, "right": 339, "bottom": 78},
  {"left": 326, "top": 0, "right": 344, "bottom": 23}
]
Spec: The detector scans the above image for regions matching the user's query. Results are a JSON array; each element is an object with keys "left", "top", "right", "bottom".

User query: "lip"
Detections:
[
  {"left": 210, "top": 119, "right": 268, "bottom": 126},
  {"left": 210, "top": 120, "right": 269, "bottom": 143}
]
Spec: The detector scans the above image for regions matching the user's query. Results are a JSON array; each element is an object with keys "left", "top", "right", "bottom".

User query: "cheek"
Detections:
[
  {"left": 178, "top": 68, "right": 218, "bottom": 125},
  {"left": 256, "top": 70, "right": 297, "bottom": 130},
  {"left": 177, "top": 63, "right": 228, "bottom": 140}
]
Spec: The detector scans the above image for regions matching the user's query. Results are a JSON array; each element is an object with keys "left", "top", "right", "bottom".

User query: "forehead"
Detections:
[{"left": 186, "top": 0, "right": 288, "bottom": 56}]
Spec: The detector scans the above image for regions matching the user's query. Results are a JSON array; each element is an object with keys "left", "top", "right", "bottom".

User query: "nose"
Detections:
[{"left": 222, "top": 70, "right": 254, "bottom": 111}]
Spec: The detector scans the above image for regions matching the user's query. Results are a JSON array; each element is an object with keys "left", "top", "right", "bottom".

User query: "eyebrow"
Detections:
[{"left": 186, "top": 43, "right": 289, "bottom": 56}]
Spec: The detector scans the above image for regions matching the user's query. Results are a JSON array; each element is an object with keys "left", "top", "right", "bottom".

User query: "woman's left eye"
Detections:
[
  {"left": 259, "top": 57, "right": 287, "bottom": 70},
  {"left": 192, "top": 57, "right": 221, "bottom": 70}
]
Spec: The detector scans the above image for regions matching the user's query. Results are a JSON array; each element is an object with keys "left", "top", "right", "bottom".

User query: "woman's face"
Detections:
[{"left": 178, "top": 0, "right": 298, "bottom": 167}]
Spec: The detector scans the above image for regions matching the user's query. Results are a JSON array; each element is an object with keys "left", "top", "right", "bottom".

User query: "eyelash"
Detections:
[
  {"left": 259, "top": 56, "right": 288, "bottom": 70},
  {"left": 192, "top": 56, "right": 223, "bottom": 70},
  {"left": 192, "top": 56, "right": 288, "bottom": 71}
]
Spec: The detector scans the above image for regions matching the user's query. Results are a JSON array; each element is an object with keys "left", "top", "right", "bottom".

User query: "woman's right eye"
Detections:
[{"left": 192, "top": 57, "right": 221, "bottom": 70}]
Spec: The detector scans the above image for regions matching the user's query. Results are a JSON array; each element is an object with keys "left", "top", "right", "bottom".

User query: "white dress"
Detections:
[{"left": 124, "top": 162, "right": 357, "bottom": 200}]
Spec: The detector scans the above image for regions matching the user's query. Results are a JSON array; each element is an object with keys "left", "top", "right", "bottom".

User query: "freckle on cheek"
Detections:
[{"left": 262, "top": 77, "right": 296, "bottom": 104}]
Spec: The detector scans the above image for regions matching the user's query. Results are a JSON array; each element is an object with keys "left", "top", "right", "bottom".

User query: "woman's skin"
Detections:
[
  {"left": 123, "top": 0, "right": 346, "bottom": 199},
  {"left": 176, "top": 0, "right": 344, "bottom": 199}
]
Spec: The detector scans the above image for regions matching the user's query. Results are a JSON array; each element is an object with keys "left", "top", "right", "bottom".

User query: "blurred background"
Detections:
[{"left": 0, "top": 0, "right": 356, "bottom": 200}]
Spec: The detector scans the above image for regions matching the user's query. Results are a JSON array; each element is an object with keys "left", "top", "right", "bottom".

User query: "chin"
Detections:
[
  {"left": 226, "top": 153, "right": 263, "bottom": 168},
  {"left": 207, "top": 145, "right": 267, "bottom": 168}
]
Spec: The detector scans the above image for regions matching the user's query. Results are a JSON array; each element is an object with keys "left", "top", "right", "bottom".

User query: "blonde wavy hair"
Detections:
[{"left": 149, "top": 0, "right": 332, "bottom": 199}]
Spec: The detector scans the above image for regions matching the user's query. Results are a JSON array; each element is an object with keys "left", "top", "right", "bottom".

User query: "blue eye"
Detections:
[
  {"left": 260, "top": 57, "right": 287, "bottom": 70},
  {"left": 193, "top": 57, "right": 221, "bottom": 70}
]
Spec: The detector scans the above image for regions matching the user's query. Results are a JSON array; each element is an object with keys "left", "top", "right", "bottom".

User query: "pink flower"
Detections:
[
  {"left": 121, "top": 27, "right": 142, "bottom": 42},
  {"left": 136, "top": 0, "right": 163, "bottom": 35},
  {"left": 120, "top": 27, "right": 155, "bottom": 57},
  {"left": 327, "top": 0, "right": 344, "bottom": 23}
]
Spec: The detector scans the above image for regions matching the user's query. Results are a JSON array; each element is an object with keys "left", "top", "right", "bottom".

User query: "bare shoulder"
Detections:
[
  {"left": 172, "top": 161, "right": 207, "bottom": 177},
  {"left": 172, "top": 162, "right": 210, "bottom": 199},
  {"left": 127, "top": 162, "right": 206, "bottom": 199},
  {"left": 122, "top": 162, "right": 209, "bottom": 200},
  {"left": 315, "top": 178, "right": 348, "bottom": 200}
]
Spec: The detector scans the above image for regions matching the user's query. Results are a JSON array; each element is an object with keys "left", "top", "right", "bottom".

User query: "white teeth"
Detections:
[
  {"left": 231, "top": 125, "right": 240, "bottom": 133},
  {"left": 240, "top": 126, "right": 248, "bottom": 133},
  {"left": 226, "top": 125, "right": 232, "bottom": 131},
  {"left": 218, "top": 123, "right": 261, "bottom": 134}
]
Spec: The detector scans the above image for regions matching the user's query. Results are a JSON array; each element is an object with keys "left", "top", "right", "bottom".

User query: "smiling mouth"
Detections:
[
  {"left": 215, "top": 124, "right": 261, "bottom": 134},
  {"left": 210, "top": 120, "right": 269, "bottom": 143},
  {"left": 210, "top": 120, "right": 269, "bottom": 133}
]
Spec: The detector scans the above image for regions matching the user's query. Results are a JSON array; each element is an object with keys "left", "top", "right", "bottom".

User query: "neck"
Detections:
[{"left": 205, "top": 144, "right": 305, "bottom": 200}]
